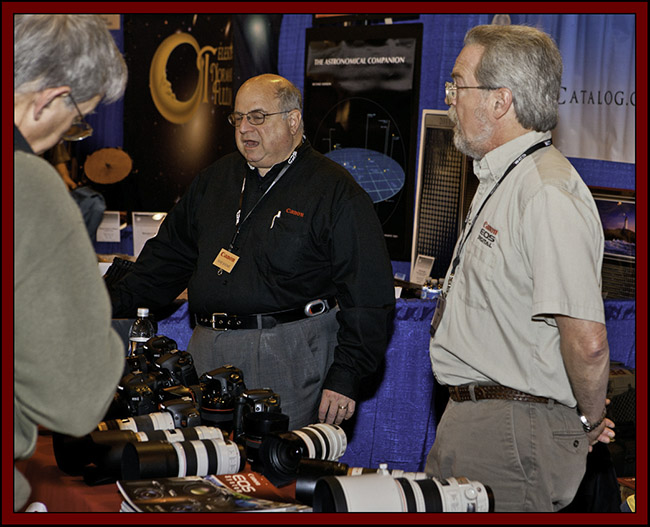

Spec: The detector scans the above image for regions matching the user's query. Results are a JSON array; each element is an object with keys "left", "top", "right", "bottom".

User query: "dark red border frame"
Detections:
[{"left": 3, "top": 3, "right": 647, "bottom": 525}]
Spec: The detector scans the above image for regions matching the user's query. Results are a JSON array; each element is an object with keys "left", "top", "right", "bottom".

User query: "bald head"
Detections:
[
  {"left": 233, "top": 74, "right": 304, "bottom": 176},
  {"left": 240, "top": 74, "right": 303, "bottom": 117}
]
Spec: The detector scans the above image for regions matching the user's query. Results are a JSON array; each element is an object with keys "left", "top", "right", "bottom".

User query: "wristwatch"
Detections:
[{"left": 579, "top": 408, "right": 607, "bottom": 432}]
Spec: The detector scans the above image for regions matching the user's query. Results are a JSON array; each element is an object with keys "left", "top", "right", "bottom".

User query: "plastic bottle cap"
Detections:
[
  {"left": 25, "top": 502, "right": 48, "bottom": 512},
  {"left": 137, "top": 307, "right": 149, "bottom": 318}
]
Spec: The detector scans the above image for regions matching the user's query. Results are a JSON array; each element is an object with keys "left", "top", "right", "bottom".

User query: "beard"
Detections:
[{"left": 448, "top": 105, "right": 494, "bottom": 160}]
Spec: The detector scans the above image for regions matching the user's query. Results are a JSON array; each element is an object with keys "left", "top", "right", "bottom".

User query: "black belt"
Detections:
[
  {"left": 194, "top": 297, "right": 336, "bottom": 331},
  {"left": 448, "top": 384, "right": 553, "bottom": 405}
]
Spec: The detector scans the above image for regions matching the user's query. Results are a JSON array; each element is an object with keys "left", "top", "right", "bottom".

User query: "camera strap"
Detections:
[
  {"left": 214, "top": 147, "right": 299, "bottom": 276},
  {"left": 430, "top": 138, "right": 551, "bottom": 337}
]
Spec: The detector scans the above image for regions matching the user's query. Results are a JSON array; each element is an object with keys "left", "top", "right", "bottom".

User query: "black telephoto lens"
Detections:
[
  {"left": 241, "top": 411, "right": 290, "bottom": 471},
  {"left": 52, "top": 429, "right": 137, "bottom": 476},
  {"left": 295, "top": 458, "right": 350, "bottom": 505},
  {"left": 256, "top": 423, "right": 347, "bottom": 487},
  {"left": 257, "top": 432, "right": 305, "bottom": 487}
]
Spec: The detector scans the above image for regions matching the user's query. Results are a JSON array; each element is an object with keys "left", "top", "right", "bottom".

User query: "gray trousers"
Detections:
[
  {"left": 188, "top": 309, "right": 339, "bottom": 430},
  {"left": 425, "top": 397, "right": 589, "bottom": 512}
]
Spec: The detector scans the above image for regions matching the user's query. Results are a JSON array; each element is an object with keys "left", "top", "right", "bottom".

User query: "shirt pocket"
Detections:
[
  {"left": 259, "top": 212, "right": 310, "bottom": 277},
  {"left": 455, "top": 236, "right": 496, "bottom": 310}
]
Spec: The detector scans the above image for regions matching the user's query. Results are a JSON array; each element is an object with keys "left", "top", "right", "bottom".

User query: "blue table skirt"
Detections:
[{"left": 151, "top": 297, "right": 635, "bottom": 473}]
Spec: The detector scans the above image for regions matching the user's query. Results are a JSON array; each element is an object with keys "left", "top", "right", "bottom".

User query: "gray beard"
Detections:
[{"left": 448, "top": 106, "right": 492, "bottom": 160}]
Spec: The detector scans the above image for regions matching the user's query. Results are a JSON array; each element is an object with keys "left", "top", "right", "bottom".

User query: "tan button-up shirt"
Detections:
[{"left": 430, "top": 131, "right": 605, "bottom": 407}]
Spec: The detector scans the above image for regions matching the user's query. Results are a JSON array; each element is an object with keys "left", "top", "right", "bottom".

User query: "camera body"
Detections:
[
  {"left": 154, "top": 349, "right": 199, "bottom": 388},
  {"left": 199, "top": 365, "right": 247, "bottom": 430},
  {"left": 124, "top": 334, "right": 178, "bottom": 375},
  {"left": 142, "top": 334, "right": 178, "bottom": 359},
  {"left": 232, "top": 388, "right": 283, "bottom": 441},
  {"left": 115, "top": 372, "right": 162, "bottom": 416},
  {"left": 159, "top": 398, "right": 202, "bottom": 428},
  {"left": 106, "top": 337, "right": 202, "bottom": 422},
  {"left": 104, "top": 339, "right": 283, "bottom": 442}
]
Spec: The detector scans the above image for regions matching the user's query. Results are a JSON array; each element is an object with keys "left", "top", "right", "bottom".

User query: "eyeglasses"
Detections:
[
  {"left": 61, "top": 94, "right": 93, "bottom": 141},
  {"left": 227, "top": 110, "right": 294, "bottom": 127},
  {"left": 445, "top": 81, "right": 501, "bottom": 105}
]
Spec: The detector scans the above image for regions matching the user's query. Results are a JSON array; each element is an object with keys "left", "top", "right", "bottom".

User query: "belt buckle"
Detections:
[
  {"left": 304, "top": 299, "right": 327, "bottom": 317},
  {"left": 474, "top": 385, "right": 487, "bottom": 400},
  {"left": 211, "top": 312, "right": 230, "bottom": 330}
]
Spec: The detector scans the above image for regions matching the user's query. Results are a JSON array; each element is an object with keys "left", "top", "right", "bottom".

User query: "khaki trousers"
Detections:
[{"left": 425, "top": 397, "right": 589, "bottom": 512}]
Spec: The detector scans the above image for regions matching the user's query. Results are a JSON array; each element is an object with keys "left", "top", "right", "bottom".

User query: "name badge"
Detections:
[
  {"left": 429, "top": 292, "right": 446, "bottom": 338},
  {"left": 213, "top": 248, "right": 239, "bottom": 273}
]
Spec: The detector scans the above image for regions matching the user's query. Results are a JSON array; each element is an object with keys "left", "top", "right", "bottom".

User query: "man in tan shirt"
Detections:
[{"left": 425, "top": 24, "right": 614, "bottom": 512}]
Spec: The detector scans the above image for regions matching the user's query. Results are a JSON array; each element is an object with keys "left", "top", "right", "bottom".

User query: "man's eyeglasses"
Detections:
[
  {"left": 445, "top": 81, "right": 501, "bottom": 105},
  {"left": 227, "top": 110, "right": 295, "bottom": 127},
  {"left": 62, "top": 94, "right": 93, "bottom": 141}
]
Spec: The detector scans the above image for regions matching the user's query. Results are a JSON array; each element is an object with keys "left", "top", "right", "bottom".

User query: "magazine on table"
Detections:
[{"left": 116, "top": 473, "right": 310, "bottom": 512}]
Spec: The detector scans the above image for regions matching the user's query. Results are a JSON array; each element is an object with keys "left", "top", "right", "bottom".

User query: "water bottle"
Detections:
[{"left": 128, "top": 307, "right": 155, "bottom": 356}]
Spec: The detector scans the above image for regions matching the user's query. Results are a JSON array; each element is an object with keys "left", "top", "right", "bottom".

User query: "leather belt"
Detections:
[
  {"left": 194, "top": 297, "right": 336, "bottom": 331},
  {"left": 448, "top": 384, "right": 552, "bottom": 404}
]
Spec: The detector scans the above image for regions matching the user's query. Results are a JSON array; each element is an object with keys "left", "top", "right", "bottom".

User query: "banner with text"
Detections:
[{"left": 547, "top": 14, "right": 636, "bottom": 164}]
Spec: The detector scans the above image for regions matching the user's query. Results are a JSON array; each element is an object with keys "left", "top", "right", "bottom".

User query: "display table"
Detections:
[
  {"left": 98, "top": 230, "right": 636, "bottom": 473},
  {"left": 15, "top": 431, "right": 122, "bottom": 513},
  {"left": 15, "top": 297, "right": 635, "bottom": 513},
  {"left": 129, "top": 296, "right": 636, "bottom": 474}
]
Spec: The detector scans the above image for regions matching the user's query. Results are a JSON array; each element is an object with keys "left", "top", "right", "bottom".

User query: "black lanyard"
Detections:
[
  {"left": 227, "top": 148, "right": 298, "bottom": 251},
  {"left": 448, "top": 138, "right": 552, "bottom": 279}
]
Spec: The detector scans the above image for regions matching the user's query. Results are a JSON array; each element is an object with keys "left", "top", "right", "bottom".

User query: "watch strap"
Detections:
[{"left": 579, "top": 407, "right": 607, "bottom": 432}]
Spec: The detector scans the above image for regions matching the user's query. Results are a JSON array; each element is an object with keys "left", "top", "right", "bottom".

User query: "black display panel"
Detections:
[{"left": 304, "top": 24, "right": 423, "bottom": 261}]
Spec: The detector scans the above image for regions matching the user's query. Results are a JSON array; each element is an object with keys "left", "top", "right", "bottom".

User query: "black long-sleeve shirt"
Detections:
[{"left": 110, "top": 140, "right": 395, "bottom": 398}]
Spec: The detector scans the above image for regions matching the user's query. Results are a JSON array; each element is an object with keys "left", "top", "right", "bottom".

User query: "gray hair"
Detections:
[
  {"left": 14, "top": 14, "right": 127, "bottom": 104},
  {"left": 465, "top": 24, "right": 563, "bottom": 132},
  {"left": 276, "top": 80, "right": 303, "bottom": 113},
  {"left": 271, "top": 75, "right": 303, "bottom": 133}
]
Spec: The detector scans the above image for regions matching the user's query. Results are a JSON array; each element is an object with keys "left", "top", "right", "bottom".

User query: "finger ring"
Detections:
[{"left": 338, "top": 404, "right": 348, "bottom": 410}]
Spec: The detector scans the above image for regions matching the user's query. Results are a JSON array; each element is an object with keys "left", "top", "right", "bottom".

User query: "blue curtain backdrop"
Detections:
[{"left": 74, "top": 17, "right": 125, "bottom": 163}]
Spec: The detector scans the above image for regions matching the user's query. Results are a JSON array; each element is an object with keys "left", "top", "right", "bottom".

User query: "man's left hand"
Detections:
[
  {"left": 587, "top": 417, "right": 615, "bottom": 453},
  {"left": 318, "top": 389, "right": 356, "bottom": 425},
  {"left": 587, "top": 399, "right": 616, "bottom": 452}
]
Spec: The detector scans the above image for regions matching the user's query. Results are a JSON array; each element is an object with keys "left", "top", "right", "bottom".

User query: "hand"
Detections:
[
  {"left": 62, "top": 173, "right": 78, "bottom": 190},
  {"left": 587, "top": 417, "right": 615, "bottom": 452},
  {"left": 318, "top": 389, "right": 356, "bottom": 425},
  {"left": 587, "top": 399, "right": 615, "bottom": 452}
]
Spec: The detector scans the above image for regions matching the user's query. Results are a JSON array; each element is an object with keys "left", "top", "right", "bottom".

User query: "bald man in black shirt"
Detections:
[{"left": 110, "top": 74, "right": 395, "bottom": 429}]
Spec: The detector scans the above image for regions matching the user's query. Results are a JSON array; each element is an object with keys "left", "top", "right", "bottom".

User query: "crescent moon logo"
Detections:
[{"left": 149, "top": 32, "right": 204, "bottom": 124}]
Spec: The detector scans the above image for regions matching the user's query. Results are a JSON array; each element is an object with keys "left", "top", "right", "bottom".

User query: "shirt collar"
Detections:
[
  {"left": 474, "top": 130, "right": 552, "bottom": 185},
  {"left": 246, "top": 135, "right": 308, "bottom": 176},
  {"left": 14, "top": 125, "right": 34, "bottom": 154}
]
